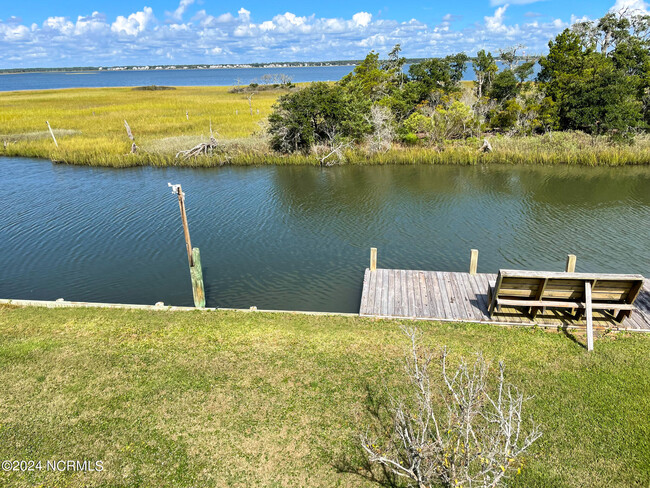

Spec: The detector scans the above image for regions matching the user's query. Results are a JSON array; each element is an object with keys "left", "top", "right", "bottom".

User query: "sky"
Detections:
[{"left": 0, "top": 0, "right": 648, "bottom": 68}]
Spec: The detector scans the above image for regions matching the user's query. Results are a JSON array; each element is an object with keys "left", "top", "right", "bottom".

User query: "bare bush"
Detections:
[
  {"left": 361, "top": 326, "right": 541, "bottom": 488},
  {"left": 365, "top": 105, "right": 395, "bottom": 153}
]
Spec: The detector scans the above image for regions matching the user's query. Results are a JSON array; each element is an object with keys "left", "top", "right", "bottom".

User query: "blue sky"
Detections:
[{"left": 0, "top": 0, "right": 647, "bottom": 68}]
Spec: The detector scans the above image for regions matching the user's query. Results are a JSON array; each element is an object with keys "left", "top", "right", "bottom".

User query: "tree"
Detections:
[
  {"left": 538, "top": 24, "right": 644, "bottom": 138},
  {"left": 268, "top": 82, "right": 370, "bottom": 153},
  {"left": 498, "top": 44, "right": 525, "bottom": 71},
  {"left": 514, "top": 61, "right": 535, "bottom": 83},
  {"left": 447, "top": 53, "right": 470, "bottom": 83},
  {"left": 473, "top": 50, "right": 498, "bottom": 99},
  {"left": 407, "top": 54, "right": 468, "bottom": 103},
  {"left": 489, "top": 70, "right": 519, "bottom": 103},
  {"left": 340, "top": 51, "right": 391, "bottom": 101},
  {"left": 381, "top": 44, "right": 407, "bottom": 88}
]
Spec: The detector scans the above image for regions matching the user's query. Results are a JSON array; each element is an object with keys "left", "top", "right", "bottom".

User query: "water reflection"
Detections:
[{"left": 1, "top": 157, "right": 648, "bottom": 312}]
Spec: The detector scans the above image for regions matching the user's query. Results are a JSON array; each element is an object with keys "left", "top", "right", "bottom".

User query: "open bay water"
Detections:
[
  {"left": 0, "top": 66, "right": 356, "bottom": 92},
  {"left": 0, "top": 62, "right": 538, "bottom": 92},
  {"left": 1, "top": 156, "right": 648, "bottom": 311}
]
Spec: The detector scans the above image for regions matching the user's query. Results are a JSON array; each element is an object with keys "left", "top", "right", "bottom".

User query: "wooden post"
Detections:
[
  {"left": 169, "top": 183, "right": 205, "bottom": 308},
  {"left": 370, "top": 247, "right": 377, "bottom": 271},
  {"left": 566, "top": 254, "right": 577, "bottom": 315},
  {"left": 170, "top": 184, "right": 193, "bottom": 267},
  {"left": 565, "top": 254, "right": 576, "bottom": 273},
  {"left": 585, "top": 281, "right": 594, "bottom": 352},
  {"left": 190, "top": 247, "right": 206, "bottom": 308},
  {"left": 469, "top": 249, "right": 479, "bottom": 275},
  {"left": 46, "top": 121, "right": 58, "bottom": 148}
]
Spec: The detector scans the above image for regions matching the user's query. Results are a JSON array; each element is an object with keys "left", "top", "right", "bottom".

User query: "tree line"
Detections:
[{"left": 268, "top": 10, "right": 650, "bottom": 155}]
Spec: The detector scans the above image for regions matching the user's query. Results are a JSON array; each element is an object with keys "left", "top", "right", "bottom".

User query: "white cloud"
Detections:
[
  {"left": 217, "top": 13, "right": 236, "bottom": 23},
  {"left": 491, "top": 0, "right": 543, "bottom": 5},
  {"left": 0, "top": 23, "right": 30, "bottom": 40},
  {"left": 0, "top": 5, "right": 577, "bottom": 68},
  {"left": 74, "top": 12, "right": 109, "bottom": 35},
  {"left": 352, "top": 12, "right": 372, "bottom": 27},
  {"left": 238, "top": 8, "right": 251, "bottom": 22},
  {"left": 610, "top": 0, "right": 649, "bottom": 13},
  {"left": 570, "top": 14, "right": 590, "bottom": 24},
  {"left": 485, "top": 5, "right": 510, "bottom": 32},
  {"left": 169, "top": 0, "right": 195, "bottom": 22},
  {"left": 111, "top": 7, "right": 155, "bottom": 35},
  {"left": 43, "top": 16, "right": 74, "bottom": 35}
]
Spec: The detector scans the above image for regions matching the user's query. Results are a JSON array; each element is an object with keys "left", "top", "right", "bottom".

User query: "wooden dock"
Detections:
[{"left": 359, "top": 269, "right": 650, "bottom": 331}]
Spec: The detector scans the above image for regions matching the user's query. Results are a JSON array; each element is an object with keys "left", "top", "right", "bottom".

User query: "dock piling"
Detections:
[
  {"left": 169, "top": 183, "right": 205, "bottom": 308},
  {"left": 370, "top": 247, "right": 377, "bottom": 271},
  {"left": 190, "top": 247, "right": 206, "bottom": 308},
  {"left": 469, "top": 249, "right": 479, "bottom": 275},
  {"left": 566, "top": 254, "right": 576, "bottom": 273},
  {"left": 585, "top": 281, "right": 594, "bottom": 351}
]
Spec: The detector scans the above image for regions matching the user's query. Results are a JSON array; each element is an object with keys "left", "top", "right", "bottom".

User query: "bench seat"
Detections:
[{"left": 487, "top": 270, "right": 644, "bottom": 324}]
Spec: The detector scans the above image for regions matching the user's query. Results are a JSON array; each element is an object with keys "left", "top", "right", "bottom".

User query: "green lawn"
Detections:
[{"left": 0, "top": 305, "right": 649, "bottom": 487}]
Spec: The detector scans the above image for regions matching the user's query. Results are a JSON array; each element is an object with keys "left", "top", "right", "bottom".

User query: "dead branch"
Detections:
[
  {"left": 318, "top": 141, "right": 351, "bottom": 166},
  {"left": 124, "top": 119, "right": 138, "bottom": 153},
  {"left": 175, "top": 122, "right": 228, "bottom": 164},
  {"left": 361, "top": 326, "right": 541, "bottom": 488}
]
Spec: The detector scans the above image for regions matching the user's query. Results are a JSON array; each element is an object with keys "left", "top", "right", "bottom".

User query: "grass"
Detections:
[
  {"left": 0, "top": 305, "right": 649, "bottom": 487},
  {"left": 1, "top": 85, "right": 650, "bottom": 167}
]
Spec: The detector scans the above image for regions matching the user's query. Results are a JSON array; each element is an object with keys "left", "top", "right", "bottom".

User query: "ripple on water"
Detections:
[{"left": 1, "top": 158, "right": 648, "bottom": 310}]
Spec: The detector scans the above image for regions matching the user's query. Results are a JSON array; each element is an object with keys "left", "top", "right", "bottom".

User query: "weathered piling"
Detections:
[
  {"left": 566, "top": 254, "right": 576, "bottom": 272},
  {"left": 469, "top": 249, "right": 479, "bottom": 275},
  {"left": 169, "top": 183, "right": 205, "bottom": 308},
  {"left": 190, "top": 247, "right": 206, "bottom": 308}
]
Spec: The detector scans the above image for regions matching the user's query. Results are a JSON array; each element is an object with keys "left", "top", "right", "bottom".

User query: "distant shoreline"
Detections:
[
  {"left": 0, "top": 64, "right": 361, "bottom": 74},
  {"left": 0, "top": 56, "right": 528, "bottom": 74}
]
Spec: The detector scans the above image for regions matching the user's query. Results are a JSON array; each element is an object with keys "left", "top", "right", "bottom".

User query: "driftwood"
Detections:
[
  {"left": 175, "top": 122, "right": 229, "bottom": 164},
  {"left": 124, "top": 119, "right": 138, "bottom": 153},
  {"left": 318, "top": 141, "right": 351, "bottom": 166},
  {"left": 175, "top": 138, "right": 220, "bottom": 159},
  {"left": 46, "top": 121, "right": 58, "bottom": 148},
  {"left": 479, "top": 137, "right": 492, "bottom": 153}
]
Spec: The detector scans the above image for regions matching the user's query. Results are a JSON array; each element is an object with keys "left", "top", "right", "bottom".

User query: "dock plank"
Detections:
[
  {"left": 469, "top": 273, "right": 490, "bottom": 320},
  {"left": 373, "top": 269, "right": 382, "bottom": 317},
  {"left": 359, "top": 269, "right": 370, "bottom": 315},
  {"left": 363, "top": 269, "right": 376, "bottom": 316},
  {"left": 418, "top": 271, "right": 431, "bottom": 318},
  {"left": 381, "top": 269, "right": 390, "bottom": 316},
  {"left": 387, "top": 269, "right": 395, "bottom": 317},
  {"left": 434, "top": 272, "right": 453, "bottom": 319},
  {"left": 401, "top": 269, "right": 409, "bottom": 317},
  {"left": 460, "top": 272, "right": 484, "bottom": 322},
  {"left": 425, "top": 271, "right": 441, "bottom": 318},
  {"left": 407, "top": 270, "right": 417, "bottom": 318},
  {"left": 393, "top": 270, "right": 404, "bottom": 318}
]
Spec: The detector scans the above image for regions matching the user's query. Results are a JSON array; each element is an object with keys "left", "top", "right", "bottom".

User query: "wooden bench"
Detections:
[{"left": 487, "top": 270, "right": 645, "bottom": 325}]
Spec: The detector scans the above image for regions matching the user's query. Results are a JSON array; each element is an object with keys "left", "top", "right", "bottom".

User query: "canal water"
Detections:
[{"left": 1, "top": 156, "right": 648, "bottom": 312}]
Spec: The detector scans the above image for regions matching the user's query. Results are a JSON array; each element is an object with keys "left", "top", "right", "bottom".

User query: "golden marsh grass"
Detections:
[{"left": 1, "top": 85, "right": 649, "bottom": 167}]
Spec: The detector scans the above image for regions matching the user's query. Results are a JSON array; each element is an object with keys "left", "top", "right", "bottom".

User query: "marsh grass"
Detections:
[
  {"left": 1, "top": 86, "right": 649, "bottom": 167},
  {"left": 0, "top": 305, "right": 649, "bottom": 487}
]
